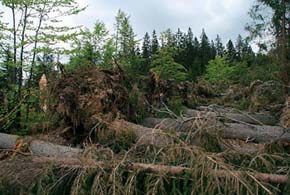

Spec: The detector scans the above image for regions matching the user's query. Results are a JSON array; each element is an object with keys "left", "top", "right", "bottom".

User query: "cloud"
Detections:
[
  {"left": 72, "top": 0, "right": 255, "bottom": 44},
  {"left": 1, "top": 0, "right": 255, "bottom": 45}
]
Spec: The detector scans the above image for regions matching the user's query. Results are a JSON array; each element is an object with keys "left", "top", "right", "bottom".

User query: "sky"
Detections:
[{"left": 68, "top": 0, "right": 256, "bottom": 43}]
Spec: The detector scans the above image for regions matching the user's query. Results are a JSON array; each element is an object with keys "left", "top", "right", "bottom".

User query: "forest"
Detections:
[{"left": 0, "top": 0, "right": 290, "bottom": 194}]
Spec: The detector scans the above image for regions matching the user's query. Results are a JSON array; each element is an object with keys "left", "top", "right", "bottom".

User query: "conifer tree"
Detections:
[
  {"left": 141, "top": 32, "right": 151, "bottom": 73},
  {"left": 114, "top": 9, "right": 138, "bottom": 68},
  {"left": 236, "top": 34, "right": 244, "bottom": 61},
  {"left": 226, "top": 39, "right": 237, "bottom": 62},
  {"left": 151, "top": 30, "right": 159, "bottom": 55},
  {"left": 199, "top": 29, "right": 212, "bottom": 74},
  {"left": 215, "top": 35, "right": 225, "bottom": 57}
]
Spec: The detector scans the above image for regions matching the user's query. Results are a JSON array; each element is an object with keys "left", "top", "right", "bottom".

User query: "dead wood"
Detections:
[
  {"left": 183, "top": 108, "right": 277, "bottom": 126},
  {"left": 219, "top": 139, "right": 265, "bottom": 153},
  {"left": 3, "top": 156, "right": 289, "bottom": 185},
  {"left": 0, "top": 132, "right": 289, "bottom": 186},
  {"left": 107, "top": 119, "right": 175, "bottom": 145},
  {"left": 222, "top": 123, "right": 289, "bottom": 143},
  {"left": 0, "top": 133, "right": 82, "bottom": 158},
  {"left": 142, "top": 117, "right": 289, "bottom": 143}
]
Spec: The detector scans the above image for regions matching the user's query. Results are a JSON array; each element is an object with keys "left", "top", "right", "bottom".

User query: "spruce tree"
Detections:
[
  {"left": 151, "top": 30, "right": 159, "bottom": 55},
  {"left": 174, "top": 28, "right": 187, "bottom": 66},
  {"left": 185, "top": 28, "right": 194, "bottom": 73},
  {"left": 199, "top": 29, "right": 211, "bottom": 74},
  {"left": 226, "top": 39, "right": 237, "bottom": 62},
  {"left": 236, "top": 34, "right": 243, "bottom": 61},
  {"left": 215, "top": 35, "right": 225, "bottom": 57},
  {"left": 192, "top": 37, "right": 201, "bottom": 78},
  {"left": 141, "top": 32, "right": 151, "bottom": 73}
]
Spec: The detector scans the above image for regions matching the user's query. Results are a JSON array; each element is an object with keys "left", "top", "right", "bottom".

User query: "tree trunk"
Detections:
[
  {"left": 281, "top": 0, "right": 289, "bottom": 92},
  {"left": 183, "top": 108, "right": 277, "bottom": 126},
  {"left": 0, "top": 133, "right": 82, "bottom": 158},
  {"left": 142, "top": 117, "right": 288, "bottom": 143}
]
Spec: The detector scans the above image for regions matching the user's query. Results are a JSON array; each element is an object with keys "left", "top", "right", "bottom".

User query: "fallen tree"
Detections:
[
  {"left": 142, "top": 117, "right": 289, "bottom": 143},
  {"left": 23, "top": 156, "right": 290, "bottom": 184},
  {"left": 0, "top": 137, "right": 289, "bottom": 185},
  {"left": 0, "top": 133, "right": 82, "bottom": 158},
  {"left": 183, "top": 108, "right": 277, "bottom": 126}
]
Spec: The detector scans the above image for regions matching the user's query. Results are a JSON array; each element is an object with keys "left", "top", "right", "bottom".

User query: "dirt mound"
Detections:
[{"left": 49, "top": 67, "right": 129, "bottom": 134}]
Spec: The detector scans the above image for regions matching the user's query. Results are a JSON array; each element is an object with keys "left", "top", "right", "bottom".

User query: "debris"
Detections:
[{"left": 49, "top": 67, "right": 129, "bottom": 135}]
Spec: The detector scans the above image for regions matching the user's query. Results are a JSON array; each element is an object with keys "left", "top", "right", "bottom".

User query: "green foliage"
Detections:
[
  {"left": 69, "top": 21, "right": 115, "bottom": 70},
  {"left": 204, "top": 56, "right": 236, "bottom": 85},
  {"left": 230, "top": 54, "right": 279, "bottom": 85},
  {"left": 151, "top": 48, "right": 188, "bottom": 83}
]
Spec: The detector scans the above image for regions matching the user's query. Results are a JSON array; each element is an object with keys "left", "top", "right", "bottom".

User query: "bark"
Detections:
[
  {"left": 142, "top": 117, "right": 288, "bottom": 143},
  {"left": 108, "top": 119, "right": 174, "bottom": 145},
  {"left": 281, "top": 0, "right": 289, "bottom": 90},
  {"left": 0, "top": 133, "right": 82, "bottom": 158},
  {"left": 183, "top": 108, "right": 277, "bottom": 126},
  {"left": 219, "top": 139, "right": 265, "bottom": 153},
  {"left": 222, "top": 123, "right": 289, "bottom": 143}
]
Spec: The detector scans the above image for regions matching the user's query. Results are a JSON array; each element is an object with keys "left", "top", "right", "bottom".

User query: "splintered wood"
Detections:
[
  {"left": 39, "top": 74, "right": 48, "bottom": 113},
  {"left": 281, "top": 96, "right": 290, "bottom": 128}
]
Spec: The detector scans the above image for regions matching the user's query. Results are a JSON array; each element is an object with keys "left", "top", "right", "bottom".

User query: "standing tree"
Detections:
[
  {"left": 160, "top": 28, "right": 175, "bottom": 48},
  {"left": 199, "top": 29, "right": 212, "bottom": 74},
  {"left": 247, "top": 0, "right": 290, "bottom": 90},
  {"left": 236, "top": 34, "right": 244, "bottom": 61},
  {"left": 226, "top": 39, "right": 237, "bottom": 62},
  {"left": 174, "top": 28, "right": 186, "bottom": 66},
  {"left": 0, "top": 0, "right": 85, "bottom": 128},
  {"left": 151, "top": 30, "right": 159, "bottom": 55},
  {"left": 141, "top": 32, "right": 151, "bottom": 73},
  {"left": 114, "top": 9, "right": 138, "bottom": 69},
  {"left": 70, "top": 21, "right": 114, "bottom": 69},
  {"left": 215, "top": 35, "right": 225, "bottom": 57}
]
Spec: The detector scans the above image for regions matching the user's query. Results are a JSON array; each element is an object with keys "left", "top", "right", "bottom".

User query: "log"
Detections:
[
  {"left": 222, "top": 123, "right": 290, "bottom": 143},
  {"left": 0, "top": 133, "right": 82, "bottom": 158},
  {"left": 142, "top": 117, "right": 196, "bottom": 132},
  {"left": 142, "top": 118, "right": 288, "bottom": 143},
  {"left": 22, "top": 157, "right": 290, "bottom": 184},
  {"left": 183, "top": 108, "right": 277, "bottom": 126},
  {"left": 0, "top": 133, "right": 289, "bottom": 185},
  {"left": 108, "top": 119, "right": 175, "bottom": 145},
  {"left": 219, "top": 139, "right": 265, "bottom": 153}
]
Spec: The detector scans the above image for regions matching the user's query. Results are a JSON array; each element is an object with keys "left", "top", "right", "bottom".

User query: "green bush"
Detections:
[
  {"left": 151, "top": 48, "right": 188, "bottom": 83},
  {"left": 204, "top": 56, "right": 236, "bottom": 85}
]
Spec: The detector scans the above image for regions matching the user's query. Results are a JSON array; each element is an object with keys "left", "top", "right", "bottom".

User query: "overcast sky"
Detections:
[{"left": 70, "top": 0, "right": 255, "bottom": 43}]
